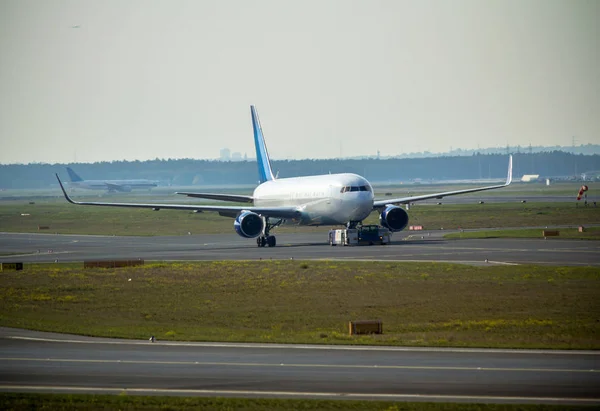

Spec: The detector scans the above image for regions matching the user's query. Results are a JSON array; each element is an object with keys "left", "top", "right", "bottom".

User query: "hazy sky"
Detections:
[{"left": 0, "top": 0, "right": 598, "bottom": 164}]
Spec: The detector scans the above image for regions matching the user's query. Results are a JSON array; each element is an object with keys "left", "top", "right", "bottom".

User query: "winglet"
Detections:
[
  {"left": 506, "top": 155, "right": 513, "bottom": 185},
  {"left": 56, "top": 174, "right": 78, "bottom": 204},
  {"left": 251, "top": 105, "right": 275, "bottom": 184}
]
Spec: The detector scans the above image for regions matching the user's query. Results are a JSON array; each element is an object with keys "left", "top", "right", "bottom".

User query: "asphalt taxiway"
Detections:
[
  {"left": 0, "top": 327, "right": 598, "bottom": 404},
  {"left": 1, "top": 230, "right": 599, "bottom": 266}
]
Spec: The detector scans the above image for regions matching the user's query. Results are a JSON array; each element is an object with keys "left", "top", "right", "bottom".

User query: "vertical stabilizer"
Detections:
[
  {"left": 506, "top": 155, "right": 513, "bottom": 185},
  {"left": 251, "top": 105, "right": 275, "bottom": 184},
  {"left": 66, "top": 167, "right": 84, "bottom": 182}
]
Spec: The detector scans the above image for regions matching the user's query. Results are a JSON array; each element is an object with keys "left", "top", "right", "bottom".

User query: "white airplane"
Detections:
[
  {"left": 56, "top": 106, "right": 512, "bottom": 247},
  {"left": 65, "top": 167, "right": 158, "bottom": 192}
]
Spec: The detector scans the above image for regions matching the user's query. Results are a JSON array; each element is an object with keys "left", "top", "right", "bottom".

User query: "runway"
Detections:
[
  {"left": 0, "top": 327, "right": 598, "bottom": 404},
  {"left": 1, "top": 232, "right": 599, "bottom": 404},
  {"left": 1, "top": 230, "right": 599, "bottom": 266}
]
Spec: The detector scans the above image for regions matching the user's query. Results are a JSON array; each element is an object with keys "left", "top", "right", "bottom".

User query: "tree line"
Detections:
[{"left": 1, "top": 151, "right": 599, "bottom": 189}]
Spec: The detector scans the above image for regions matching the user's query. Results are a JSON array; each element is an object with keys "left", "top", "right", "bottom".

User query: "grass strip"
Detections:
[
  {"left": 444, "top": 227, "right": 600, "bottom": 240},
  {"left": 1, "top": 200, "right": 599, "bottom": 236},
  {"left": 0, "top": 393, "right": 593, "bottom": 411},
  {"left": 0, "top": 261, "right": 598, "bottom": 349}
]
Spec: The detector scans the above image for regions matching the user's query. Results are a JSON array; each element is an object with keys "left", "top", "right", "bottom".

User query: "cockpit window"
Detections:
[{"left": 340, "top": 185, "right": 371, "bottom": 193}]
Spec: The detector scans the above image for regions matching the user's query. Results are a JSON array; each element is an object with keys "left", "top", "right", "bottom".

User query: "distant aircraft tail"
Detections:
[
  {"left": 506, "top": 155, "right": 513, "bottom": 185},
  {"left": 251, "top": 105, "right": 275, "bottom": 184},
  {"left": 66, "top": 167, "right": 84, "bottom": 182}
]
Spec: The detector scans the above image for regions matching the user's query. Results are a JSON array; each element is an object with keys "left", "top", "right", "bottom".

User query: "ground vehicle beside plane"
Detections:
[{"left": 329, "top": 225, "right": 391, "bottom": 246}]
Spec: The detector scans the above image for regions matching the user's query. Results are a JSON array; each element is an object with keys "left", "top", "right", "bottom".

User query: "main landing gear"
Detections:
[
  {"left": 257, "top": 218, "right": 283, "bottom": 248},
  {"left": 257, "top": 235, "right": 276, "bottom": 248}
]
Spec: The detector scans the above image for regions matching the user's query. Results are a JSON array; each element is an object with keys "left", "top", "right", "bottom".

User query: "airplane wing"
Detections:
[
  {"left": 175, "top": 192, "right": 253, "bottom": 203},
  {"left": 55, "top": 175, "right": 301, "bottom": 220},
  {"left": 373, "top": 155, "right": 512, "bottom": 208}
]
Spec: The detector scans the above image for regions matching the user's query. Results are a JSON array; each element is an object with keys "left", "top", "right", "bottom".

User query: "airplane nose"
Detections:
[{"left": 348, "top": 192, "right": 373, "bottom": 220}]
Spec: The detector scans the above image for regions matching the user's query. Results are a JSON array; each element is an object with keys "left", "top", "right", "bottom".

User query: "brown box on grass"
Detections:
[
  {"left": 349, "top": 320, "right": 383, "bottom": 335},
  {"left": 84, "top": 260, "right": 144, "bottom": 269}
]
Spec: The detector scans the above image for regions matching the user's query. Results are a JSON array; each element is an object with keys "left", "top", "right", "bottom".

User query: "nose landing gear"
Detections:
[{"left": 347, "top": 221, "right": 361, "bottom": 229}]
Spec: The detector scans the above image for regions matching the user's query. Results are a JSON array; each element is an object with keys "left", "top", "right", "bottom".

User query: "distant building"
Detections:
[
  {"left": 220, "top": 148, "right": 231, "bottom": 161},
  {"left": 231, "top": 152, "right": 242, "bottom": 161},
  {"left": 521, "top": 174, "right": 540, "bottom": 182}
]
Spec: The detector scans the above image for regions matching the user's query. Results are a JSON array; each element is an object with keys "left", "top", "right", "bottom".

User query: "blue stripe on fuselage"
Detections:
[{"left": 251, "top": 105, "right": 275, "bottom": 184}]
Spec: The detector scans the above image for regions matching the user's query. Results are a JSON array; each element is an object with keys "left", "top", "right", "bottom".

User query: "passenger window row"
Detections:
[{"left": 340, "top": 185, "right": 371, "bottom": 193}]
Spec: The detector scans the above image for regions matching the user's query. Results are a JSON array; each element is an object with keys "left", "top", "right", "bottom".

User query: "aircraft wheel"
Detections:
[
  {"left": 267, "top": 235, "right": 276, "bottom": 247},
  {"left": 257, "top": 237, "right": 267, "bottom": 247}
]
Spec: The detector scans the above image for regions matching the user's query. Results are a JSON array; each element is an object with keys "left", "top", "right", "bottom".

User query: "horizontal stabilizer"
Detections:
[{"left": 176, "top": 192, "right": 253, "bottom": 203}]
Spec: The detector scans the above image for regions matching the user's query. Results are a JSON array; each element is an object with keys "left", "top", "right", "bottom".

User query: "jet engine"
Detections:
[
  {"left": 379, "top": 205, "right": 409, "bottom": 232},
  {"left": 234, "top": 211, "right": 264, "bottom": 238},
  {"left": 109, "top": 185, "right": 132, "bottom": 193}
]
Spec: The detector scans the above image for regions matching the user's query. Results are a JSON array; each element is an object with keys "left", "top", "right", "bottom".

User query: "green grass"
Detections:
[
  {"left": 1, "top": 261, "right": 598, "bottom": 349},
  {"left": 0, "top": 201, "right": 232, "bottom": 236},
  {"left": 1, "top": 393, "right": 592, "bottom": 411},
  {"left": 1, "top": 199, "right": 599, "bottom": 236},
  {"left": 1, "top": 182, "right": 598, "bottom": 236},
  {"left": 445, "top": 227, "right": 600, "bottom": 240},
  {"left": 391, "top": 202, "right": 599, "bottom": 231}
]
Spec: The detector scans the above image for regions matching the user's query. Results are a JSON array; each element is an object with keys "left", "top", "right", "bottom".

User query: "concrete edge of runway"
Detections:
[
  {"left": 1, "top": 385, "right": 599, "bottom": 405},
  {"left": 3, "top": 327, "right": 599, "bottom": 355}
]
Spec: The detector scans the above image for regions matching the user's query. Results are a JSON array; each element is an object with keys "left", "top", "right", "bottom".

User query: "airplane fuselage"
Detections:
[
  {"left": 69, "top": 179, "right": 158, "bottom": 191},
  {"left": 253, "top": 173, "right": 374, "bottom": 225}
]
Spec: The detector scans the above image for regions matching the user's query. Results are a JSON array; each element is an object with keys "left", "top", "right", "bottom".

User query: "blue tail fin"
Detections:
[
  {"left": 251, "top": 105, "right": 275, "bottom": 184},
  {"left": 66, "top": 167, "right": 83, "bottom": 182}
]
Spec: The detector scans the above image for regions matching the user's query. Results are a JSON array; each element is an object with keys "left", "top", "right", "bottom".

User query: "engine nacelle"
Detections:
[
  {"left": 379, "top": 205, "right": 409, "bottom": 232},
  {"left": 110, "top": 185, "right": 131, "bottom": 192},
  {"left": 234, "top": 211, "right": 264, "bottom": 238}
]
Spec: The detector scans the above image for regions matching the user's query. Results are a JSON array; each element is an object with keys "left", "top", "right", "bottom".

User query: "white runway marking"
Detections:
[
  {"left": 0, "top": 251, "right": 72, "bottom": 259},
  {"left": 486, "top": 261, "right": 520, "bottom": 266},
  {"left": 1, "top": 357, "right": 596, "bottom": 373},
  {"left": 7, "top": 336, "right": 600, "bottom": 355},
  {"left": 0, "top": 385, "right": 598, "bottom": 404},
  {"left": 0, "top": 232, "right": 115, "bottom": 238},
  {"left": 323, "top": 258, "right": 519, "bottom": 266}
]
